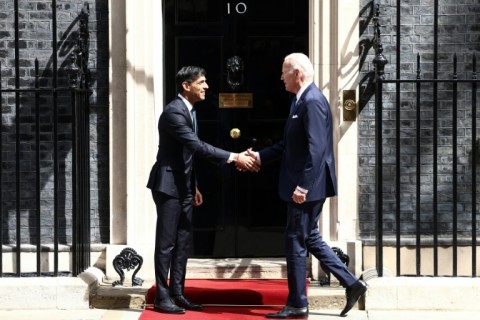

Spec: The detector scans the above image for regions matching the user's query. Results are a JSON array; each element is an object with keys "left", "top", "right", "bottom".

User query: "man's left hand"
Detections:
[
  {"left": 193, "top": 187, "right": 203, "bottom": 206},
  {"left": 292, "top": 189, "right": 306, "bottom": 204}
]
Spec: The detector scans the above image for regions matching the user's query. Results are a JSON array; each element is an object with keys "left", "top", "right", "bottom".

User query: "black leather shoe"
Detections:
[
  {"left": 172, "top": 295, "right": 203, "bottom": 311},
  {"left": 340, "top": 279, "right": 368, "bottom": 316},
  {"left": 265, "top": 306, "right": 309, "bottom": 319},
  {"left": 153, "top": 298, "right": 185, "bottom": 314}
]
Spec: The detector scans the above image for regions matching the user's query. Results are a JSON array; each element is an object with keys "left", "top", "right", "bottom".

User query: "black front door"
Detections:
[{"left": 163, "top": 0, "right": 308, "bottom": 257}]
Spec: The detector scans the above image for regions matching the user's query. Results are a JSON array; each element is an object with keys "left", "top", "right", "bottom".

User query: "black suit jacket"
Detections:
[
  {"left": 259, "top": 83, "right": 337, "bottom": 202},
  {"left": 147, "top": 97, "right": 231, "bottom": 198}
]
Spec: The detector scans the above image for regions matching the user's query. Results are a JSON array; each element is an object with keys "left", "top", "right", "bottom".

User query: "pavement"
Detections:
[
  {"left": 0, "top": 308, "right": 479, "bottom": 320},
  {"left": 2, "top": 270, "right": 480, "bottom": 320}
]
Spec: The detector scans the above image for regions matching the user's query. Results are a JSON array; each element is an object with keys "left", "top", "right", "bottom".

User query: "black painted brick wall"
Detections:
[
  {"left": 359, "top": 0, "right": 480, "bottom": 240},
  {"left": 0, "top": 0, "right": 109, "bottom": 245}
]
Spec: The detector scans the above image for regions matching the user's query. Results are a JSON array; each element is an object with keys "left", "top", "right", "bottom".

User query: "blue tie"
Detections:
[{"left": 191, "top": 108, "right": 197, "bottom": 133}]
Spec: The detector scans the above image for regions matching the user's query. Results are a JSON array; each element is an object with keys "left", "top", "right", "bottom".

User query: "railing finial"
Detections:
[{"left": 65, "top": 3, "right": 90, "bottom": 89}]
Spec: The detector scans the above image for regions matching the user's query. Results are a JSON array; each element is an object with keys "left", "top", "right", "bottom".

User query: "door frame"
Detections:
[{"left": 107, "top": 0, "right": 363, "bottom": 281}]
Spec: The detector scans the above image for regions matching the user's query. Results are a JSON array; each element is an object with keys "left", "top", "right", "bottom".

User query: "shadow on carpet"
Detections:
[{"left": 140, "top": 279, "right": 309, "bottom": 320}]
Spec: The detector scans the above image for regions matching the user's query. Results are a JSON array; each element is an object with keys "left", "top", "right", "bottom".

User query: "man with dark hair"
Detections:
[{"left": 147, "top": 66, "right": 258, "bottom": 314}]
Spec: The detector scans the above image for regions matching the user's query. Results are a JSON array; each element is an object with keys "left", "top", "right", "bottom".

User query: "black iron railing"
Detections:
[
  {"left": 372, "top": 3, "right": 479, "bottom": 277},
  {"left": 0, "top": 1, "right": 91, "bottom": 277}
]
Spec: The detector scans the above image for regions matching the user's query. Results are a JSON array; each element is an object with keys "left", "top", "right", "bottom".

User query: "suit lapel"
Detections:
[
  {"left": 289, "top": 83, "right": 315, "bottom": 117},
  {"left": 284, "top": 83, "right": 316, "bottom": 140},
  {"left": 177, "top": 97, "right": 195, "bottom": 130}
]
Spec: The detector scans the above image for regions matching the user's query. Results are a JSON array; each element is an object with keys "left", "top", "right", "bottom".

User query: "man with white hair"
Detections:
[{"left": 247, "top": 53, "right": 367, "bottom": 318}]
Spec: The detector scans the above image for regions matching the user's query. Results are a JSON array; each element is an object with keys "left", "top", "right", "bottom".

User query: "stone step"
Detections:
[
  {"left": 0, "top": 266, "right": 105, "bottom": 311},
  {"left": 89, "top": 280, "right": 347, "bottom": 310},
  {"left": 98, "top": 257, "right": 349, "bottom": 310},
  {"left": 366, "top": 277, "right": 480, "bottom": 311},
  {"left": 105, "top": 256, "right": 291, "bottom": 282}
]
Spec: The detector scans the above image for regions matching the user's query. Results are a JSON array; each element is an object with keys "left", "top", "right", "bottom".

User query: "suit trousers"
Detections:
[
  {"left": 152, "top": 191, "right": 193, "bottom": 300},
  {"left": 285, "top": 199, "right": 357, "bottom": 308}
]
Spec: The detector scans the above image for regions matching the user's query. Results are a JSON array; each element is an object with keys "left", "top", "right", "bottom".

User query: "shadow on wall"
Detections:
[
  {"left": 358, "top": 1, "right": 376, "bottom": 114},
  {"left": 0, "top": 0, "right": 109, "bottom": 250}
]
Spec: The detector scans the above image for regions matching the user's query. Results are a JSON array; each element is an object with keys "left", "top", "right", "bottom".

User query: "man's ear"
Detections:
[{"left": 181, "top": 81, "right": 191, "bottom": 92}]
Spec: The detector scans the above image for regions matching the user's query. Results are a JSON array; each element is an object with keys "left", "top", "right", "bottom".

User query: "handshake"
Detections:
[{"left": 235, "top": 148, "right": 260, "bottom": 172}]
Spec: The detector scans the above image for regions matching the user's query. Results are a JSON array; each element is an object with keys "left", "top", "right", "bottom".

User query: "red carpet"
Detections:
[
  {"left": 140, "top": 279, "right": 309, "bottom": 320},
  {"left": 145, "top": 279, "right": 294, "bottom": 306}
]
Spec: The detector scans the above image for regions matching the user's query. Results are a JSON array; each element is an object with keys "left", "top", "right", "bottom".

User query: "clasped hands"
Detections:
[{"left": 235, "top": 148, "right": 260, "bottom": 172}]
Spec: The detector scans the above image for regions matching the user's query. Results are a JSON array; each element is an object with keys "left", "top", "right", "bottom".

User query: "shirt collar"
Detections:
[
  {"left": 296, "top": 82, "right": 312, "bottom": 102},
  {"left": 178, "top": 93, "right": 194, "bottom": 112}
]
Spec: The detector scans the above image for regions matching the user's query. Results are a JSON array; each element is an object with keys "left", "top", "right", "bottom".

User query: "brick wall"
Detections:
[
  {"left": 0, "top": 0, "right": 109, "bottom": 245},
  {"left": 359, "top": 0, "right": 480, "bottom": 240}
]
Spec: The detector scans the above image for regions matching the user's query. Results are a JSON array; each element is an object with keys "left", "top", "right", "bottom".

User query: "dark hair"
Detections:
[{"left": 175, "top": 66, "right": 206, "bottom": 93}]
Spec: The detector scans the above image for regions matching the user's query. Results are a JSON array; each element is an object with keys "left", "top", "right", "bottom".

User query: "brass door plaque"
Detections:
[{"left": 219, "top": 93, "right": 253, "bottom": 108}]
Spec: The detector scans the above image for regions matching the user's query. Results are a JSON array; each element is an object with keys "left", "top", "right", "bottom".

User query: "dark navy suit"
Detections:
[
  {"left": 147, "top": 96, "right": 230, "bottom": 301},
  {"left": 259, "top": 83, "right": 357, "bottom": 308}
]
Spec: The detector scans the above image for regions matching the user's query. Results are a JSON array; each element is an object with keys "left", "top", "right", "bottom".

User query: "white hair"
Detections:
[{"left": 284, "top": 53, "right": 314, "bottom": 81}]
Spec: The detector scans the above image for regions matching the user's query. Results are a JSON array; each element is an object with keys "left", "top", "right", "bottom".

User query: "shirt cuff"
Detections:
[
  {"left": 254, "top": 152, "right": 261, "bottom": 165},
  {"left": 228, "top": 153, "right": 238, "bottom": 163},
  {"left": 296, "top": 186, "right": 308, "bottom": 194}
]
